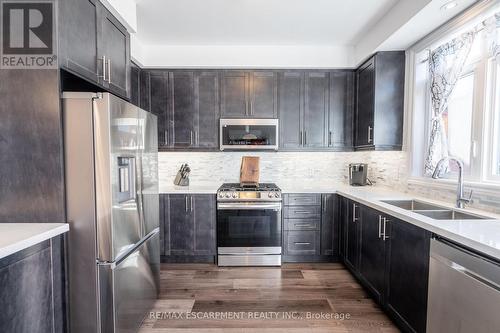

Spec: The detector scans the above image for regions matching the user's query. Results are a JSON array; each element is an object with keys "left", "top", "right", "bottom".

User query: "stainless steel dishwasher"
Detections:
[{"left": 427, "top": 238, "right": 500, "bottom": 333}]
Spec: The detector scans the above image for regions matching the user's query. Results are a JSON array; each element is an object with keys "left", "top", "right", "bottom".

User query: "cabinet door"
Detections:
[
  {"left": 386, "top": 220, "right": 431, "bottom": 333},
  {"left": 97, "top": 4, "right": 130, "bottom": 98},
  {"left": 140, "top": 70, "right": 151, "bottom": 112},
  {"left": 169, "top": 72, "right": 196, "bottom": 147},
  {"left": 59, "top": 0, "right": 99, "bottom": 83},
  {"left": 338, "top": 197, "right": 347, "bottom": 260},
  {"left": 149, "top": 71, "right": 169, "bottom": 148},
  {"left": 345, "top": 200, "right": 360, "bottom": 272},
  {"left": 130, "top": 63, "right": 140, "bottom": 107},
  {"left": 195, "top": 72, "right": 220, "bottom": 149},
  {"left": 355, "top": 58, "right": 375, "bottom": 148},
  {"left": 329, "top": 71, "right": 354, "bottom": 148},
  {"left": 249, "top": 71, "right": 277, "bottom": 118},
  {"left": 192, "top": 195, "right": 216, "bottom": 255},
  {"left": 221, "top": 71, "right": 249, "bottom": 118},
  {"left": 359, "top": 206, "right": 386, "bottom": 302},
  {"left": 320, "top": 194, "right": 337, "bottom": 256},
  {"left": 279, "top": 72, "right": 304, "bottom": 149},
  {"left": 168, "top": 195, "right": 193, "bottom": 255},
  {"left": 304, "top": 72, "right": 328, "bottom": 148},
  {"left": 284, "top": 231, "right": 320, "bottom": 256}
]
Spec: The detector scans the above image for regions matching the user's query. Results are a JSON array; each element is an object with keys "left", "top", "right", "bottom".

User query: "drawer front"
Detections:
[
  {"left": 285, "top": 206, "right": 321, "bottom": 219},
  {"left": 284, "top": 194, "right": 321, "bottom": 206},
  {"left": 284, "top": 231, "right": 320, "bottom": 255},
  {"left": 284, "top": 218, "right": 320, "bottom": 231}
]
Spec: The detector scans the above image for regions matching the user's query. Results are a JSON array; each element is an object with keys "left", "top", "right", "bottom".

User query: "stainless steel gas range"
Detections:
[{"left": 216, "top": 183, "right": 282, "bottom": 266}]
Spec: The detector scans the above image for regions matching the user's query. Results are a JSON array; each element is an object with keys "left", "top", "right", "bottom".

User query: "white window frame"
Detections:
[
  {"left": 406, "top": 0, "right": 500, "bottom": 193},
  {"left": 484, "top": 58, "right": 500, "bottom": 182}
]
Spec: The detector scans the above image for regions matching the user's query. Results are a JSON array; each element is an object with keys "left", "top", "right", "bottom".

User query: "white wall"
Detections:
[
  {"left": 100, "top": 0, "right": 137, "bottom": 32},
  {"left": 140, "top": 45, "right": 355, "bottom": 69}
]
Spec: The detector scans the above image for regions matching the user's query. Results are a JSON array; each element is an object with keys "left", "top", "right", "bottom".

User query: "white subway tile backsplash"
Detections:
[{"left": 158, "top": 150, "right": 500, "bottom": 213}]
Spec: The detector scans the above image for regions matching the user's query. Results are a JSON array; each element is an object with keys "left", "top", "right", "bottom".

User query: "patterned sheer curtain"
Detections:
[
  {"left": 423, "top": 32, "right": 475, "bottom": 175},
  {"left": 484, "top": 13, "right": 500, "bottom": 62}
]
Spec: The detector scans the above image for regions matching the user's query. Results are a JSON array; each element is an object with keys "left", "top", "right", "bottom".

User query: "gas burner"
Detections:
[{"left": 217, "top": 183, "right": 282, "bottom": 202}]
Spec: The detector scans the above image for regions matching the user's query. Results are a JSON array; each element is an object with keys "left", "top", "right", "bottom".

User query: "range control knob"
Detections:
[
  {"left": 232, "top": 193, "right": 238, "bottom": 198},
  {"left": 275, "top": 193, "right": 280, "bottom": 198},
  {"left": 225, "top": 193, "right": 230, "bottom": 198},
  {"left": 268, "top": 192, "right": 273, "bottom": 198}
]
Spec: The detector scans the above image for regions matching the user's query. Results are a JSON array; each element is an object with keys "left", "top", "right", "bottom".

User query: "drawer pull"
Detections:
[
  {"left": 294, "top": 223, "right": 312, "bottom": 227},
  {"left": 294, "top": 242, "right": 311, "bottom": 245},
  {"left": 294, "top": 210, "right": 312, "bottom": 214}
]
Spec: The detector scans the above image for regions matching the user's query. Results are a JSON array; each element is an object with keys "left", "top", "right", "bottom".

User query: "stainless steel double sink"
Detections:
[{"left": 380, "top": 199, "right": 489, "bottom": 220}]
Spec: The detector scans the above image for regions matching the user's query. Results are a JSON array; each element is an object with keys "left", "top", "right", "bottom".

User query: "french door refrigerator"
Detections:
[{"left": 63, "top": 92, "right": 160, "bottom": 333}]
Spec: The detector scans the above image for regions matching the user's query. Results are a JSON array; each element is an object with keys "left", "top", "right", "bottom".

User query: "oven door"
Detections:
[{"left": 217, "top": 202, "right": 282, "bottom": 253}]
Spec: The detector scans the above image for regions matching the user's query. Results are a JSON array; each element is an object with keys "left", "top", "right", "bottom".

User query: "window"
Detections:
[{"left": 410, "top": 5, "right": 500, "bottom": 186}]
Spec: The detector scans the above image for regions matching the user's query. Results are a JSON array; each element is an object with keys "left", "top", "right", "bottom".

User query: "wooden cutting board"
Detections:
[{"left": 240, "top": 156, "right": 260, "bottom": 186}]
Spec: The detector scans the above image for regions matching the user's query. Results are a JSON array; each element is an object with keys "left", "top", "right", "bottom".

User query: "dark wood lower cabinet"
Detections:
[
  {"left": 385, "top": 219, "right": 431, "bottom": 333},
  {"left": 359, "top": 206, "right": 387, "bottom": 303},
  {"left": 339, "top": 196, "right": 431, "bottom": 333},
  {"left": 282, "top": 193, "right": 338, "bottom": 262},
  {"left": 0, "top": 236, "right": 66, "bottom": 333},
  {"left": 161, "top": 194, "right": 216, "bottom": 262}
]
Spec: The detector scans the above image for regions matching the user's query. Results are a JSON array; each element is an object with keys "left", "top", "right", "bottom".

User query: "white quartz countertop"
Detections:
[
  {"left": 159, "top": 180, "right": 500, "bottom": 259},
  {"left": 0, "top": 223, "right": 69, "bottom": 260}
]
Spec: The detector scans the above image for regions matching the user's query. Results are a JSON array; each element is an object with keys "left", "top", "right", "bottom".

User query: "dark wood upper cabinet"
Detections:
[
  {"left": 329, "top": 70, "right": 355, "bottom": 149},
  {"left": 97, "top": 4, "right": 131, "bottom": 98},
  {"left": 148, "top": 71, "right": 169, "bottom": 148},
  {"left": 59, "top": 0, "right": 99, "bottom": 83},
  {"left": 195, "top": 72, "right": 220, "bottom": 149},
  {"left": 168, "top": 72, "right": 196, "bottom": 148},
  {"left": 59, "top": 0, "right": 131, "bottom": 99},
  {"left": 221, "top": 71, "right": 277, "bottom": 118},
  {"left": 249, "top": 71, "right": 278, "bottom": 118},
  {"left": 279, "top": 72, "right": 304, "bottom": 149},
  {"left": 221, "top": 71, "right": 249, "bottom": 118},
  {"left": 303, "top": 72, "right": 329, "bottom": 148},
  {"left": 355, "top": 51, "right": 405, "bottom": 150},
  {"left": 130, "top": 62, "right": 140, "bottom": 107}
]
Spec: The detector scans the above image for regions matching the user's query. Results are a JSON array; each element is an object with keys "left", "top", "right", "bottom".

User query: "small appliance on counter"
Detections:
[
  {"left": 349, "top": 163, "right": 371, "bottom": 186},
  {"left": 174, "top": 164, "right": 191, "bottom": 186}
]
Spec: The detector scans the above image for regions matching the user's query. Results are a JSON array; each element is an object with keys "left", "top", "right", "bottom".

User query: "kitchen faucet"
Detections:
[{"left": 432, "top": 157, "right": 473, "bottom": 209}]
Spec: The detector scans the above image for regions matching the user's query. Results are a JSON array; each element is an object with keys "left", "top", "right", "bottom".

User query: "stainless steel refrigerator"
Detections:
[{"left": 63, "top": 92, "right": 160, "bottom": 333}]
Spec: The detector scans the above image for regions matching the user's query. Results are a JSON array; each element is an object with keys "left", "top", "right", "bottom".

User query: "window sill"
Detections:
[{"left": 407, "top": 177, "right": 500, "bottom": 196}]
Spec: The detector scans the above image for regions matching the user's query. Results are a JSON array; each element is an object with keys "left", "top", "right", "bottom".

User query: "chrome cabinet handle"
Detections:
[
  {"left": 99, "top": 55, "right": 106, "bottom": 81},
  {"left": 294, "top": 210, "right": 311, "bottom": 214},
  {"left": 378, "top": 215, "right": 383, "bottom": 239},
  {"left": 164, "top": 130, "right": 168, "bottom": 145},
  {"left": 323, "top": 196, "right": 327, "bottom": 212},
  {"left": 107, "top": 59, "right": 111, "bottom": 83},
  {"left": 294, "top": 242, "right": 311, "bottom": 245},
  {"left": 329, "top": 131, "right": 332, "bottom": 146},
  {"left": 382, "top": 218, "right": 390, "bottom": 241},
  {"left": 194, "top": 131, "right": 198, "bottom": 145},
  {"left": 185, "top": 195, "right": 189, "bottom": 212},
  {"left": 304, "top": 131, "right": 307, "bottom": 145},
  {"left": 190, "top": 130, "right": 193, "bottom": 145},
  {"left": 368, "top": 126, "right": 373, "bottom": 144},
  {"left": 300, "top": 131, "right": 303, "bottom": 146},
  {"left": 294, "top": 223, "right": 313, "bottom": 227},
  {"left": 250, "top": 101, "right": 253, "bottom": 116},
  {"left": 352, "top": 203, "right": 358, "bottom": 222},
  {"left": 190, "top": 196, "right": 194, "bottom": 212}
]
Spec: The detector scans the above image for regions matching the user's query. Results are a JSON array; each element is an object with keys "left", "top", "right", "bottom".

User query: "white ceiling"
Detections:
[{"left": 135, "top": 0, "right": 400, "bottom": 46}]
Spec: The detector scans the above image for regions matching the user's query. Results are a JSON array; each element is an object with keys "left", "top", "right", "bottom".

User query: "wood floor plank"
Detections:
[
  {"left": 191, "top": 299, "right": 333, "bottom": 313},
  {"left": 142, "top": 263, "right": 399, "bottom": 333}
]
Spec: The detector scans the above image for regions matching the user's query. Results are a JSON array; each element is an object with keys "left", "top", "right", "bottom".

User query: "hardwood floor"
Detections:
[{"left": 140, "top": 263, "right": 399, "bottom": 333}]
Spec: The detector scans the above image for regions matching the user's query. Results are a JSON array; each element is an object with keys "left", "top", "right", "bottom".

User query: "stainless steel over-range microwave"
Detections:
[{"left": 219, "top": 118, "right": 279, "bottom": 151}]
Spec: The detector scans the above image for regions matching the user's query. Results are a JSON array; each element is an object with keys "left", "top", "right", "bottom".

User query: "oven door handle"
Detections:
[{"left": 217, "top": 203, "right": 282, "bottom": 211}]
